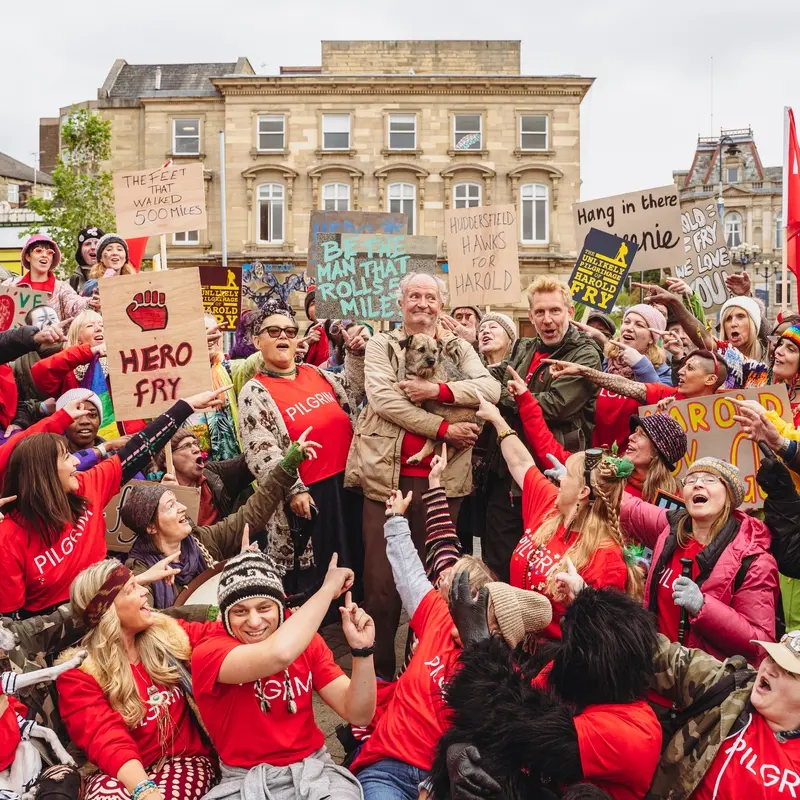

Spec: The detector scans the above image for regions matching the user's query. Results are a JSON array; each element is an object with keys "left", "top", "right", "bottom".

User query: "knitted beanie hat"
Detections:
[
  {"left": 95, "top": 233, "right": 129, "bottom": 264},
  {"left": 304, "top": 289, "right": 316, "bottom": 318},
  {"left": 687, "top": 457, "right": 746, "bottom": 508},
  {"left": 75, "top": 226, "right": 105, "bottom": 267},
  {"left": 479, "top": 312, "right": 518, "bottom": 344},
  {"left": 720, "top": 296, "right": 762, "bottom": 334},
  {"left": 56, "top": 388, "right": 103, "bottom": 422},
  {"left": 625, "top": 304, "right": 667, "bottom": 344},
  {"left": 630, "top": 414, "right": 687, "bottom": 469},
  {"left": 485, "top": 582, "right": 553, "bottom": 648},
  {"left": 780, "top": 324, "right": 800, "bottom": 354},
  {"left": 451, "top": 304, "right": 483, "bottom": 322},
  {"left": 218, "top": 551, "right": 287, "bottom": 635},
  {"left": 120, "top": 483, "right": 171, "bottom": 538}
]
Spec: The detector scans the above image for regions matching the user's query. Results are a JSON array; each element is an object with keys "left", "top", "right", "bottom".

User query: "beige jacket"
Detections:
[{"left": 345, "top": 326, "right": 500, "bottom": 501}]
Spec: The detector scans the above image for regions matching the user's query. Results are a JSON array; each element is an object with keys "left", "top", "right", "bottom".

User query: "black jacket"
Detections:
[
  {"left": 0, "top": 326, "right": 38, "bottom": 366},
  {"left": 760, "top": 456, "right": 800, "bottom": 578}
]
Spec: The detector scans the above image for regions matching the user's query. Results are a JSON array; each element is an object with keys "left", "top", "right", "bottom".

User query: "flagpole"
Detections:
[{"left": 782, "top": 106, "right": 790, "bottom": 315}]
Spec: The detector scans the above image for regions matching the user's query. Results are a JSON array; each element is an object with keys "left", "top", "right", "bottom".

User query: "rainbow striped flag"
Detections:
[{"left": 80, "top": 355, "right": 123, "bottom": 440}]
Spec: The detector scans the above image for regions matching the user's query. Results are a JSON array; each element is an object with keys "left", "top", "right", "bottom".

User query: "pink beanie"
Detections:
[{"left": 625, "top": 304, "right": 667, "bottom": 344}]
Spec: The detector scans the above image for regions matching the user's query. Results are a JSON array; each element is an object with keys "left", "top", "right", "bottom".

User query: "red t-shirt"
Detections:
[
  {"left": 351, "top": 589, "right": 459, "bottom": 773},
  {"left": 192, "top": 626, "right": 344, "bottom": 768},
  {"left": 575, "top": 701, "right": 662, "bottom": 800},
  {"left": 0, "top": 457, "right": 121, "bottom": 613},
  {"left": 693, "top": 711, "right": 800, "bottom": 799},
  {"left": 525, "top": 350, "right": 548, "bottom": 383},
  {"left": 591, "top": 389, "right": 641, "bottom": 451},
  {"left": 655, "top": 539, "right": 704, "bottom": 645},
  {"left": 510, "top": 466, "right": 627, "bottom": 639},
  {"left": 0, "top": 690, "right": 26, "bottom": 772},
  {"left": 644, "top": 383, "right": 682, "bottom": 406},
  {"left": 257, "top": 367, "right": 352, "bottom": 485},
  {"left": 400, "top": 385, "right": 453, "bottom": 478}
]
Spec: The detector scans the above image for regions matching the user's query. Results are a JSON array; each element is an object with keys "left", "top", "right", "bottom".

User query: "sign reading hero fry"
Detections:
[{"left": 100, "top": 270, "right": 211, "bottom": 420}]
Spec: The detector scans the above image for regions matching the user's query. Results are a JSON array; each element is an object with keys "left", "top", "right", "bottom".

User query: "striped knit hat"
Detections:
[
  {"left": 687, "top": 457, "right": 745, "bottom": 508},
  {"left": 780, "top": 324, "right": 800, "bottom": 354}
]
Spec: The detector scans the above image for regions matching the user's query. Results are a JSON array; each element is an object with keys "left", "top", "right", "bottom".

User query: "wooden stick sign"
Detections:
[{"left": 99, "top": 269, "right": 211, "bottom": 420}]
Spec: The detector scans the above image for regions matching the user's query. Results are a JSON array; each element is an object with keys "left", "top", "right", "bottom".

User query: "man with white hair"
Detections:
[{"left": 344, "top": 271, "right": 500, "bottom": 679}]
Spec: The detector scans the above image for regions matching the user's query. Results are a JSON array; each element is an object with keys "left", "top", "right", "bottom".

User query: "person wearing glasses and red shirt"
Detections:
[{"left": 238, "top": 299, "right": 367, "bottom": 601}]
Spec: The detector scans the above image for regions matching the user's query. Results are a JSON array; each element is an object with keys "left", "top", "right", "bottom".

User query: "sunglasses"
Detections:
[{"left": 258, "top": 325, "right": 299, "bottom": 339}]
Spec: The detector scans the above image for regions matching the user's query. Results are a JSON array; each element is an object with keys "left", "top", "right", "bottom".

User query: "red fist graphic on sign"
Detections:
[{"left": 126, "top": 290, "right": 169, "bottom": 332}]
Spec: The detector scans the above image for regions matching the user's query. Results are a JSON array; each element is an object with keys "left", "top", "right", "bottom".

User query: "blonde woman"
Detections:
[
  {"left": 477, "top": 397, "right": 641, "bottom": 640},
  {"left": 56, "top": 559, "right": 219, "bottom": 800}
]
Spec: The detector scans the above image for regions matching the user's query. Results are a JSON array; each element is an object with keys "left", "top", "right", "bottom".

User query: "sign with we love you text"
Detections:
[{"left": 99, "top": 269, "right": 211, "bottom": 420}]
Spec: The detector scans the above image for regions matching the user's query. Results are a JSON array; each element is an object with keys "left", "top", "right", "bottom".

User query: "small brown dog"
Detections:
[{"left": 396, "top": 333, "right": 481, "bottom": 464}]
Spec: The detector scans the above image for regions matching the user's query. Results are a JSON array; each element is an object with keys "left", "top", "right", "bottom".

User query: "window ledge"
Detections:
[
  {"left": 171, "top": 242, "right": 212, "bottom": 251},
  {"left": 249, "top": 148, "right": 289, "bottom": 158},
  {"left": 447, "top": 148, "right": 488, "bottom": 157},
  {"left": 513, "top": 148, "right": 555, "bottom": 159},
  {"left": 166, "top": 152, "right": 206, "bottom": 160},
  {"left": 381, "top": 148, "right": 423, "bottom": 157},
  {"left": 315, "top": 148, "right": 357, "bottom": 158},
  {"left": 519, "top": 241, "right": 551, "bottom": 249}
]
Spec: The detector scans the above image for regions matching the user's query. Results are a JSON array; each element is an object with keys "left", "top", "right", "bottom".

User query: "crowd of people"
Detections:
[{"left": 2, "top": 228, "right": 800, "bottom": 800}]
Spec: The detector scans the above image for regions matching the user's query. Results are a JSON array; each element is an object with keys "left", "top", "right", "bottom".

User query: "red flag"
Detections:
[{"left": 126, "top": 237, "right": 148, "bottom": 271}]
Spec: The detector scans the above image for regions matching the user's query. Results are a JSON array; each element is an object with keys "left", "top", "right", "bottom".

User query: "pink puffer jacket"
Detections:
[{"left": 622, "top": 497, "right": 779, "bottom": 663}]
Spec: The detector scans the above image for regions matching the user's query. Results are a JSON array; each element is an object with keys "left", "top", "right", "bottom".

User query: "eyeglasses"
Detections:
[
  {"left": 258, "top": 326, "right": 299, "bottom": 339},
  {"left": 173, "top": 439, "right": 201, "bottom": 454},
  {"left": 684, "top": 473, "right": 721, "bottom": 487},
  {"left": 31, "top": 246, "right": 54, "bottom": 256}
]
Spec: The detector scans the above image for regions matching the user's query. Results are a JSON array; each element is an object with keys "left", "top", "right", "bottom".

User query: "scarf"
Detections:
[{"left": 128, "top": 534, "right": 211, "bottom": 609}]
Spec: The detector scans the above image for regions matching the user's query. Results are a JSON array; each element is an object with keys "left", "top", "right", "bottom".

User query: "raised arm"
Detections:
[
  {"left": 632, "top": 282, "right": 713, "bottom": 352},
  {"left": 619, "top": 495, "right": 669, "bottom": 549},
  {"left": 543, "top": 358, "right": 648, "bottom": 403},
  {"left": 443, "top": 339, "right": 501, "bottom": 408},
  {"left": 478, "top": 397, "right": 535, "bottom": 489},
  {"left": 29, "top": 343, "right": 96, "bottom": 397},
  {"left": 423, "top": 450, "right": 462, "bottom": 584}
]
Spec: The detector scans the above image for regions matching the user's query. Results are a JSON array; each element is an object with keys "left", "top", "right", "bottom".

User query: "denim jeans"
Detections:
[{"left": 358, "top": 758, "right": 429, "bottom": 800}]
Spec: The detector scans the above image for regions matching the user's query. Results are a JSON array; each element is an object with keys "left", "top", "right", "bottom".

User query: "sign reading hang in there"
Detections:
[
  {"left": 673, "top": 201, "right": 732, "bottom": 314},
  {"left": 573, "top": 184, "right": 682, "bottom": 272},
  {"left": 443, "top": 204, "right": 520, "bottom": 307},
  {"left": 314, "top": 233, "right": 438, "bottom": 321},
  {"left": 113, "top": 163, "right": 207, "bottom": 239},
  {"left": 568, "top": 228, "right": 639, "bottom": 313},
  {"left": 0, "top": 285, "right": 48, "bottom": 331},
  {"left": 198, "top": 266, "right": 242, "bottom": 331},
  {"left": 104, "top": 480, "right": 201, "bottom": 553},
  {"left": 100, "top": 269, "right": 211, "bottom": 420},
  {"left": 639, "top": 385, "right": 792, "bottom": 510}
]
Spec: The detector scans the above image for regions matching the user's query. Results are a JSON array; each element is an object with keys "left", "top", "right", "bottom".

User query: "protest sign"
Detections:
[
  {"left": 443, "top": 204, "right": 520, "bottom": 306},
  {"left": 307, "top": 211, "right": 407, "bottom": 276},
  {"left": 314, "top": 233, "right": 438, "bottom": 321},
  {"left": 104, "top": 480, "right": 201, "bottom": 553},
  {"left": 568, "top": 228, "right": 638, "bottom": 313},
  {"left": 113, "top": 163, "right": 207, "bottom": 239},
  {"left": 673, "top": 201, "right": 732, "bottom": 314},
  {"left": 0, "top": 285, "right": 47, "bottom": 331},
  {"left": 199, "top": 266, "right": 242, "bottom": 331},
  {"left": 100, "top": 269, "right": 211, "bottom": 420},
  {"left": 573, "top": 184, "right": 682, "bottom": 272},
  {"left": 640, "top": 385, "right": 792, "bottom": 510}
]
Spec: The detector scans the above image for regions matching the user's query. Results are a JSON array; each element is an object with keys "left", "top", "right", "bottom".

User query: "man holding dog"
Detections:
[{"left": 345, "top": 272, "right": 500, "bottom": 679}]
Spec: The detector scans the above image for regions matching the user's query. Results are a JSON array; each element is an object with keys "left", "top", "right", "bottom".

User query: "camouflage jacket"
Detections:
[{"left": 647, "top": 634, "right": 755, "bottom": 799}]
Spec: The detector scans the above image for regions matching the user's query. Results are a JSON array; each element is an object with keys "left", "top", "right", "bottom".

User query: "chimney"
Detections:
[{"left": 154, "top": 67, "right": 162, "bottom": 91}]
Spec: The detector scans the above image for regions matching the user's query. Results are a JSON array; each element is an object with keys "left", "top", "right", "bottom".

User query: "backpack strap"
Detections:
[
  {"left": 734, "top": 554, "right": 757, "bottom": 593},
  {"left": 670, "top": 668, "right": 754, "bottom": 734}
]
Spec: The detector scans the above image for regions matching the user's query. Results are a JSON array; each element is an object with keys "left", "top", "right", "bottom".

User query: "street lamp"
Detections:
[{"left": 716, "top": 135, "right": 740, "bottom": 224}]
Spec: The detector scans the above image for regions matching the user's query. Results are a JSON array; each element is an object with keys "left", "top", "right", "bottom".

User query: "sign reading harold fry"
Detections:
[
  {"left": 444, "top": 204, "right": 520, "bottom": 306},
  {"left": 113, "top": 163, "right": 207, "bottom": 238},
  {"left": 0, "top": 285, "right": 48, "bottom": 331},
  {"left": 573, "top": 184, "right": 682, "bottom": 272},
  {"left": 100, "top": 269, "right": 211, "bottom": 420},
  {"left": 314, "top": 233, "right": 437, "bottom": 321},
  {"left": 569, "top": 228, "right": 638, "bottom": 313},
  {"left": 640, "top": 385, "right": 792, "bottom": 510},
  {"left": 199, "top": 267, "right": 242, "bottom": 331}
]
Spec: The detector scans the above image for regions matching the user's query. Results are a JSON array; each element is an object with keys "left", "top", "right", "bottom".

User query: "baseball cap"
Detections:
[{"left": 754, "top": 631, "right": 800, "bottom": 675}]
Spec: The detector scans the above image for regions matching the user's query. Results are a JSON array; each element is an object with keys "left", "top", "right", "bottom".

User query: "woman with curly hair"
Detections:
[
  {"left": 477, "top": 397, "right": 642, "bottom": 641},
  {"left": 56, "top": 559, "right": 220, "bottom": 800}
]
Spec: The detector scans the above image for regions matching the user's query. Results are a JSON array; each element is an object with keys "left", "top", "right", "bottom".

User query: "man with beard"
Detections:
[{"left": 69, "top": 227, "right": 104, "bottom": 293}]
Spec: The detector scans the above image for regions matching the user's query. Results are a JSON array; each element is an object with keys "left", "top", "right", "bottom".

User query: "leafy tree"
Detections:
[{"left": 23, "top": 109, "right": 115, "bottom": 279}]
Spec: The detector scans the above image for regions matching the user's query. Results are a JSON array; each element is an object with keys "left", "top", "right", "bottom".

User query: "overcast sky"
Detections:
[{"left": 3, "top": 0, "right": 799, "bottom": 200}]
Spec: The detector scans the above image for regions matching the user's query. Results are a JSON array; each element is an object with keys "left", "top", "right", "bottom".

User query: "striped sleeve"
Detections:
[{"left": 423, "top": 487, "right": 462, "bottom": 584}]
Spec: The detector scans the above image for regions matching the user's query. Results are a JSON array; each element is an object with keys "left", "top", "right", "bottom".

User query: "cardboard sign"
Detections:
[
  {"left": 307, "top": 211, "right": 407, "bottom": 276},
  {"left": 113, "top": 163, "right": 207, "bottom": 238},
  {"left": 443, "top": 204, "right": 520, "bottom": 306},
  {"left": 639, "top": 386, "right": 792, "bottom": 510},
  {"left": 100, "top": 269, "right": 211, "bottom": 420},
  {"left": 0, "top": 285, "right": 48, "bottom": 331},
  {"left": 314, "top": 233, "right": 438, "bottom": 321},
  {"left": 674, "top": 202, "right": 732, "bottom": 314},
  {"left": 104, "top": 480, "right": 201, "bottom": 553},
  {"left": 573, "top": 184, "right": 682, "bottom": 272},
  {"left": 568, "top": 228, "right": 638, "bottom": 313},
  {"left": 199, "top": 266, "right": 242, "bottom": 331}
]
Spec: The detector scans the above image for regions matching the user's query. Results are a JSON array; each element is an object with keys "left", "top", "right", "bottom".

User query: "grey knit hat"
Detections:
[
  {"left": 95, "top": 233, "right": 129, "bottom": 264},
  {"left": 120, "top": 484, "right": 171, "bottom": 538},
  {"left": 479, "top": 312, "right": 518, "bottom": 344},
  {"left": 218, "top": 551, "right": 286, "bottom": 635}
]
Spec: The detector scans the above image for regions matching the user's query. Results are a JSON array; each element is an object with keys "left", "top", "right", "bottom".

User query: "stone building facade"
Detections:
[
  {"left": 47, "top": 41, "right": 594, "bottom": 322},
  {"left": 672, "top": 128, "right": 786, "bottom": 313}
]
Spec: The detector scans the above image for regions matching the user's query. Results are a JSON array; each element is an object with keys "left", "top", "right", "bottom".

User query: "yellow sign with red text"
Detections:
[{"left": 639, "top": 386, "right": 792, "bottom": 510}]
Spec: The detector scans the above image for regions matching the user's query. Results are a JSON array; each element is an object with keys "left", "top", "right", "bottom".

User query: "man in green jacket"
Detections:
[{"left": 478, "top": 275, "right": 602, "bottom": 580}]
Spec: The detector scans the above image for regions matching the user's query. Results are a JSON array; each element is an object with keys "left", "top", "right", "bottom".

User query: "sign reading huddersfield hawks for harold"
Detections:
[
  {"left": 100, "top": 269, "right": 211, "bottom": 420},
  {"left": 569, "top": 228, "right": 639, "bottom": 313},
  {"left": 314, "top": 233, "right": 438, "bottom": 321}
]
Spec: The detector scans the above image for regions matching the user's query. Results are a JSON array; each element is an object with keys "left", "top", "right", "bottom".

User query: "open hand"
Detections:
[
  {"left": 731, "top": 398, "right": 783, "bottom": 451},
  {"left": 339, "top": 591, "right": 375, "bottom": 649},
  {"left": 725, "top": 272, "right": 751, "bottom": 297},
  {"left": 440, "top": 315, "right": 477, "bottom": 344}
]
